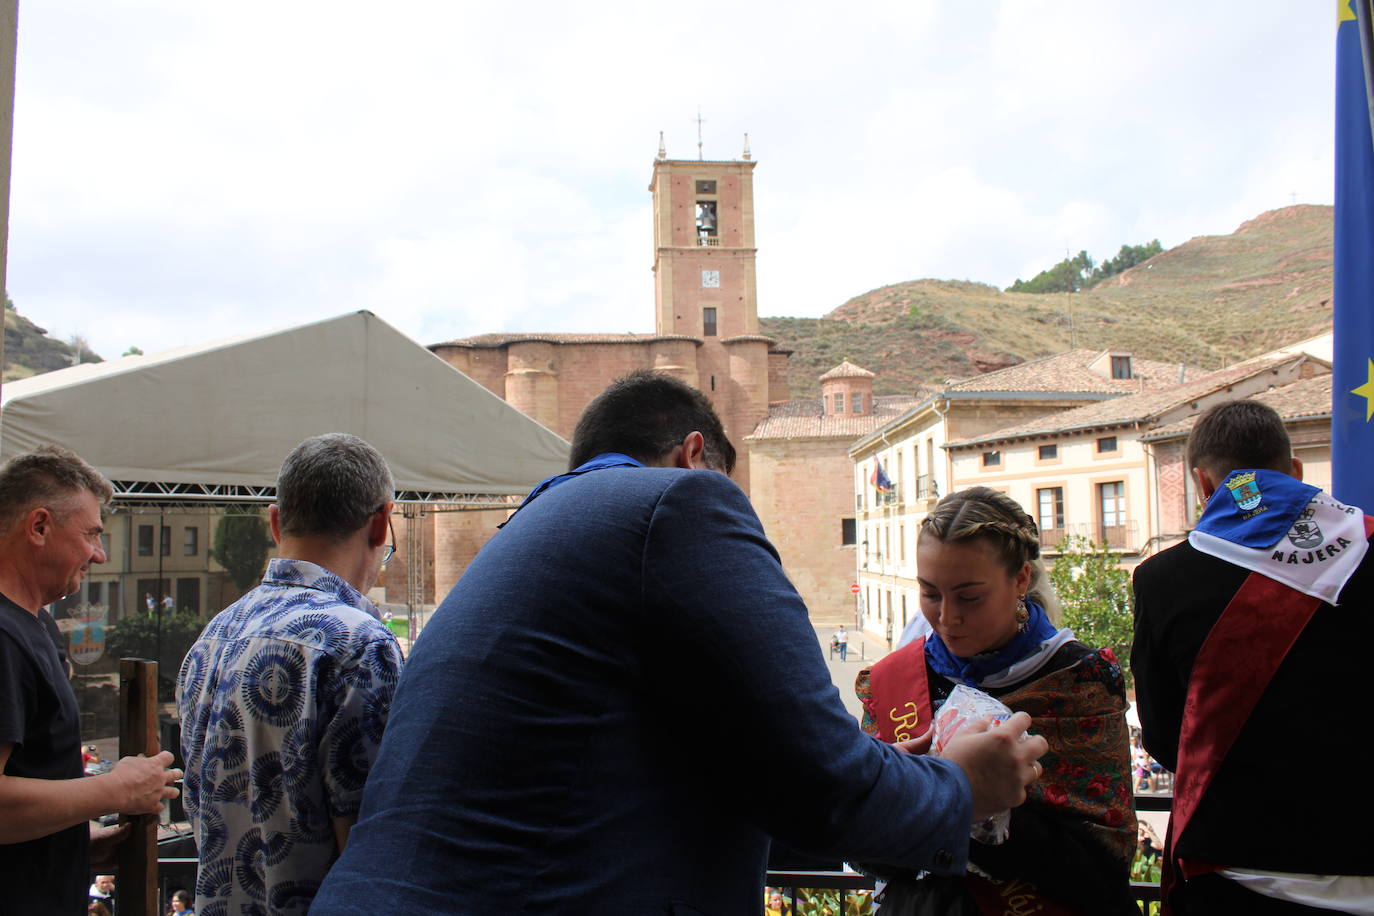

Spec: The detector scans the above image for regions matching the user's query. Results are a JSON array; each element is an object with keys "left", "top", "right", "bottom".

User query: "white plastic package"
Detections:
[{"left": 930, "top": 683, "right": 1021, "bottom": 844}]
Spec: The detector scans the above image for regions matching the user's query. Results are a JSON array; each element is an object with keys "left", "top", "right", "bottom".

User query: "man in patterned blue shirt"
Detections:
[{"left": 177, "top": 433, "right": 404, "bottom": 915}]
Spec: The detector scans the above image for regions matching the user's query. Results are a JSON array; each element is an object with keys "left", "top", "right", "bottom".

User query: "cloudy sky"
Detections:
[{"left": 6, "top": 2, "right": 1336, "bottom": 360}]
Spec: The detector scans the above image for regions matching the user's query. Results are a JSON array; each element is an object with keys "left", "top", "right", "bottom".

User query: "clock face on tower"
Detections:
[{"left": 701, "top": 269, "right": 721, "bottom": 289}]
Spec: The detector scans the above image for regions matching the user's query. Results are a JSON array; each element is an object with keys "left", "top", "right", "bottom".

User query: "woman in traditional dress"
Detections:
[{"left": 856, "top": 487, "right": 1137, "bottom": 915}]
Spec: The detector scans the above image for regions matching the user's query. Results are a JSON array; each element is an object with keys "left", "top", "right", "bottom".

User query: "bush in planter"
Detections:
[{"left": 105, "top": 612, "right": 207, "bottom": 701}]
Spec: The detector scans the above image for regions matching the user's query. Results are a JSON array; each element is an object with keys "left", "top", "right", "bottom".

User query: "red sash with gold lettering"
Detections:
[
  {"left": 965, "top": 875, "right": 1079, "bottom": 916},
  {"left": 1161, "top": 516, "right": 1374, "bottom": 913},
  {"left": 865, "top": 637, "right": 932, "bottom": 743},
  {"left": 864, "top": 638, "right": 1083, "bottom": 916}
]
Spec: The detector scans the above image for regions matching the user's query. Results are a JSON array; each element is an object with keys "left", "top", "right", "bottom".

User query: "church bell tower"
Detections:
[
  {"left": 646, "top": 135, "right": 771, "bottom": 492},
  {"left": 648, "top": 142, "right": 758, "bottom": 340}
]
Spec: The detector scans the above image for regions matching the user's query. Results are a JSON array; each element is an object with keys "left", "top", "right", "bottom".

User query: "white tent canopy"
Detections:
[{"left": 0, "top": 311, "right": 570, "bottom": 505}]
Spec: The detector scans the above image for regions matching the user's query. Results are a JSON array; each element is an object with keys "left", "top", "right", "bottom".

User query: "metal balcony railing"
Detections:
[
  {"left": 150, "top": 793, "right": 1170, "bottom": 913},
  {"left": 767, "top": 792, "right": 1169, "bottom": 912},
  {"left": 763, "top": 869, "right": 1162, "bottom": 913},
  {"left": 1038, "top": 526, "right": 1066, "bottom": 550},
  {"left": 1038, "top": 520, "right": 1141, "bottom": 552},
  {"left": 1097, "top": 522, "right": 1132, "bottom": 549}
]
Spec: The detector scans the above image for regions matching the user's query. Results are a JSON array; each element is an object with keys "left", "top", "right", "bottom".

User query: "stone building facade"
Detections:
[
  {"left": 748, "top": 361, "right": 919, "bottom": 624},
  {"left": 847, "top": 349, "right": 1214, "bottom": 645},
  {"left": 848, "top": 344, "right": 1332, "bottom": 645}
]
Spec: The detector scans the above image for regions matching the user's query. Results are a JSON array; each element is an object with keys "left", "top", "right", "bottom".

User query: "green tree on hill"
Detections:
[
  {"left": 1091, "top": 240, "right": 1163, "bottom": 285},
  {"left": 1008, "top": 250, "right": 1095, "bottom": 293},
  {"left": 1007, "top": 239, "right": 1164, "bottom": 294}
]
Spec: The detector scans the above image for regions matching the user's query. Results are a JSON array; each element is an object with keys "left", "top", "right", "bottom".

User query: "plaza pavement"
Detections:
[{"left": 813, "top": 623, "right": 891, "bottom": 723}]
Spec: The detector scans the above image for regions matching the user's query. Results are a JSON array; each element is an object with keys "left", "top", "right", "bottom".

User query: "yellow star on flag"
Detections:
[
  {"left": 1341, "top": 0, "right": 1357, "bottom": 23},
  {"left": 1354, "top": 358, "right": 1374, "bottom": 421}
]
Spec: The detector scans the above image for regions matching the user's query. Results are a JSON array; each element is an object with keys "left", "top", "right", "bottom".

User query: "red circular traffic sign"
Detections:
[{"left": 850, "top": 583, "right": 861, "bottom": 594}]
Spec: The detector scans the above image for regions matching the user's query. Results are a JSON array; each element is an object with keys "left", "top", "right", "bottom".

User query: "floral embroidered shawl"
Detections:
[{"left": 858, "top": 646, "right": 1137, "bottom": 867}]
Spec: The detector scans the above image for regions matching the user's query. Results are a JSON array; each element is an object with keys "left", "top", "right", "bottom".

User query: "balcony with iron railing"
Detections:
[
  {"left": 765, "top": 791, "right": 1169, "bottom": 913},
  {"left": 913, "top": 474, "right": 939, "bottom": 501},
  {"left": 855, "top": 480, "right": 944, "bottom": 521},
  {"left": 1038, "top": 519, "right": 1141, "bottom": 553},
  {"left": 145, "top": 793, "right": 1170, "bottom": 914},
  {"left": 856, "top": 487, "right": 904, "bottom": 516}
]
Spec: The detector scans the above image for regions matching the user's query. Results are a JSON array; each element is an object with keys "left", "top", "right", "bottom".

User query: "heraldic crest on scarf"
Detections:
[{"left": 1190, "top": 468, "right": 1369, "bottom": 605}]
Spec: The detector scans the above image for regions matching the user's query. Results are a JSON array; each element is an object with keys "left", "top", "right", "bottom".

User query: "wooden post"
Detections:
[{"left": 116, "top": 658, "right": 160, "bottom": 916}]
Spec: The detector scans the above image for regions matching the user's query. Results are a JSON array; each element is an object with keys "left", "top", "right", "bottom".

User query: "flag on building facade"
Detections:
[
  {"left": 1334, "top": 0, "right": 1374, "bottom": 511},
  {"left": 871, "top": 460, "right": 893, "bottom": 493}
]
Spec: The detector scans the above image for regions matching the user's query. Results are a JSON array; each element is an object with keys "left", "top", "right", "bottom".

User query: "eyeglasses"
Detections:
[{"left": 376, "top": 505, "right": 396, "bottom": 566}]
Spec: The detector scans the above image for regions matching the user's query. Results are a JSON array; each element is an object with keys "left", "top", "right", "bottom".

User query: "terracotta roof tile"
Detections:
[
  {"left": 944, "top": 349, "right": 1202, "bottom": 395},
  {"left": 1142, "top": 374, "right": 1333, "bottom": 441},
  {"left": 747, "top": 395, "right": 921, "bottom": 440},
  {"left": 431, "top": 331, "right": 781, "bottom": 349},
  {"left": 430, "top": 332, "right": 702, "bottom": 348},
  {"left": 946, "top": 357, "right": 1303, "bottom": 448},
  {"left": 818, "top": 360, "right": 876, "bottom": 381},
  {"left": 1256, "top": 372, "right": 1333, "bottom": 420}
]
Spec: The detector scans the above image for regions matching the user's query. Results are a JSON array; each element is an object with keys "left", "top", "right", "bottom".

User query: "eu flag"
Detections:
[{"left": 1334, "top": 0, "right": 1374, "bottom": 511}]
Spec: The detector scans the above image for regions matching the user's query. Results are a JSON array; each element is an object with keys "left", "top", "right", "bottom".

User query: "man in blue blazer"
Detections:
[{"left": 314, "top": 371, "right": 1046, "bottom": 915}]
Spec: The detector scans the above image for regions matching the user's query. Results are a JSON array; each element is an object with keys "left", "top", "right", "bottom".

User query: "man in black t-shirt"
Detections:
[
  {"left": 39, "top": 607, "right": 73, "bottom": 678},
  {"left": 0, "top": 445, "right": 182, "bottom": 914}
]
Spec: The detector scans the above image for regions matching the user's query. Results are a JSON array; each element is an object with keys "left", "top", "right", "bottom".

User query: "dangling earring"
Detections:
[{"left": 1015, "top": 595, "right": 1029, "bottom": 632}]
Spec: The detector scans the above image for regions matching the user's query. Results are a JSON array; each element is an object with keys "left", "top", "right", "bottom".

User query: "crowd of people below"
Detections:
[
  {"left": 1129, "top": 728, "right": 1171, "bottom": 794},
  {"left": 85, "top": 875, "right": 194, "bottom": 915}
]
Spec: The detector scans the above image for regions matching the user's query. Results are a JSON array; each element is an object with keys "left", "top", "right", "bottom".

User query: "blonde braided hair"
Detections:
[{"left": 918, "top": 487, "right": 1062, "bottom": 622}]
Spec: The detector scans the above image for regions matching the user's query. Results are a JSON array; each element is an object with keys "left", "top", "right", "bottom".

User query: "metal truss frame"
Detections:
[{"left": 108, "top": 480, "right": 521, "bottom": 511}]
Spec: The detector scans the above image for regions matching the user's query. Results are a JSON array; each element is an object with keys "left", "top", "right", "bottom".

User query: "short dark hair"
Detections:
[
  {"left": 568, "top": 371, "right": 736, "bottom": 473},
  {"left": 276, "top": 433, "right": 393, "bottom": 539},
  {"left": 1187, "top": 400, "right": 1292, "bottom": 477},
  {"left": 0, "top": 444, "right": 113, "bottom": 533}
]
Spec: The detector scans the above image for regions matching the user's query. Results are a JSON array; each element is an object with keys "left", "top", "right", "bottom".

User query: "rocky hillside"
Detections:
[
  {"left": 3, "top": 303, "right": 101, "bottom": 383},
  {"left": 762, "top": 205, "right": 1333, "bottom": 397}
]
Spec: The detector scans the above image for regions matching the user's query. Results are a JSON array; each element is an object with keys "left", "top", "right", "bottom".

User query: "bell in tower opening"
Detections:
[{"left": 696, "top": 201, "right": 717, "bottom": 242}]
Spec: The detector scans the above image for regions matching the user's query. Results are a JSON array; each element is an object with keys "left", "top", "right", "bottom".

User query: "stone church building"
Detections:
[{"left": 416, "top": 149, "right": 889, "bottom": 624}]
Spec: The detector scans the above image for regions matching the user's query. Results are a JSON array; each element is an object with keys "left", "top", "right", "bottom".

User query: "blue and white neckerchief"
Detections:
[
  {"left": 500, "top": 452, "right": 645, "bottom": 526},
  {"left": 1191, "top": 469, "right": 1368, "bottom": 605},
  {"left": 924, "top": 598, "right": 1068, "bottom": 688}
]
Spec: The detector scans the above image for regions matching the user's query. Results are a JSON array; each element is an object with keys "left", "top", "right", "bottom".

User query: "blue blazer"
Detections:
[{"left": 314, "top": 468, "right": 971, "bottom": 914}]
